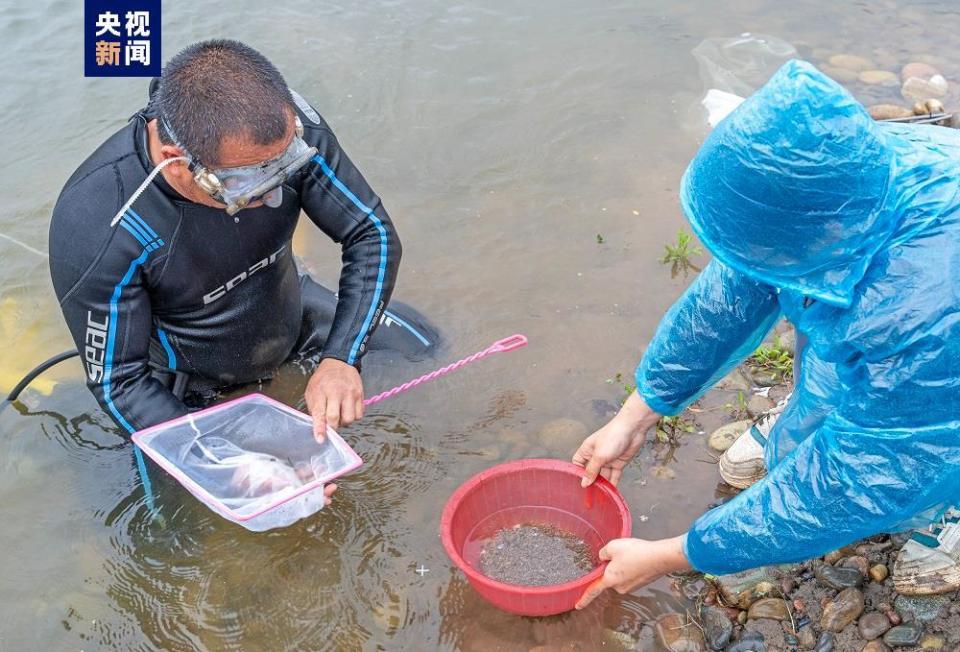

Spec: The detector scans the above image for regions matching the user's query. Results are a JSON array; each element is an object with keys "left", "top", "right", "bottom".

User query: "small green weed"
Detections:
[
  {"left": 660, "top": 229, "right": 704, "bottom": 278},
  {"left": 655, "top": 415, "right": 696, "bottom": 444},
  {"left": 748, "top": 336, "right": 794, "bottom": 383},
  {"left": 723, "top": 389, "right": 749, "bottom": 419}
]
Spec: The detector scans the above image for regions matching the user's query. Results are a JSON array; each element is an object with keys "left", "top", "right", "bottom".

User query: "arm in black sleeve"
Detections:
[
  {"left": 49, "top": 170, "right": 187, "bottom": 434},
  {"left": 299, "top": 126, "right": 401, "bottom": 368}
]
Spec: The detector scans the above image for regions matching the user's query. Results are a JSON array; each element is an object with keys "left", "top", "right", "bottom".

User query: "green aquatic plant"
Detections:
[
  {"left": 655, "top": 414, "right": 696, "bottom": 444},
  {"left": 660, "top": 229, "right": 704, "bottom": 278},
  {"left": 749, "top": 336, "right": 794, "bottom": 383}
]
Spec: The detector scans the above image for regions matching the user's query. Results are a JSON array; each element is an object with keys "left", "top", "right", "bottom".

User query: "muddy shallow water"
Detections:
[{"left": 2, "top": 0, "right": 960, "bottom": 649}]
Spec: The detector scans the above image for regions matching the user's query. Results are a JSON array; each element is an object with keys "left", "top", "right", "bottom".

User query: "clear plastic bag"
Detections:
[
  {"left": 133, "top": 393, "right": 362, "bottom": 531},
  {"left": 692, "top": 33, "right": 798, "bottom": 97}
]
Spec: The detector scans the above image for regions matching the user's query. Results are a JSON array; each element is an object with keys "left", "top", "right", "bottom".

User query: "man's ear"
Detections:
[{"left": 159, "top": 143, "right": 187, "bottom": 162}]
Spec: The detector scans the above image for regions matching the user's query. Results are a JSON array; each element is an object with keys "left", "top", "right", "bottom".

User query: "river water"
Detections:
[{"left": 1, "top": 0, "right": 958, "bottom": 649}]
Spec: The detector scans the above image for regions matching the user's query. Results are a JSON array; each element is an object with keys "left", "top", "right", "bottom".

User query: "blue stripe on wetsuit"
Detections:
[
  {"left": 119, "top": 220, "right": 149, "bottom": 247},
  {"left": 126, "top": 207, "right": 159, "bottom": 238},
  {"left": 157, "top": 328, "right": 177, "bottom": 370},
  {"left": 312, "top": 154, "right": 388, "bottom": 365},
  {"left": 112, "top": 212, "right": 164, "bottom": 512}
]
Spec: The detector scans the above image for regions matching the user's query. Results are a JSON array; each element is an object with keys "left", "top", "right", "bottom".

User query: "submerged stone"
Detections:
[
  {"left": 655, "top": 613, "right": 707, "bottom": 652},
  {"left": 700, "top": 605, "right": 733, "bottom": 651}
]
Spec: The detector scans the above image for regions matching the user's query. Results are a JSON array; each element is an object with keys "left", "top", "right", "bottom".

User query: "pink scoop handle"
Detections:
[{"left": 363, "top": 334, "right": 529, "bottom": 407}]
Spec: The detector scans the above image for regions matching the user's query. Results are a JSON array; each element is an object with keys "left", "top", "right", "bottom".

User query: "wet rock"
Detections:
[
  {"left": 725, "top": 632, "right": 765, "bottom": 652},
  {"left": 821, "top": 588, "right": 865, "bottom": 633},
  {"left": 859, "top": 612, "right": 893, "bottom": 640},
  {"left": 820, "top": 64, "right": 860, "bottom": 83},
  {"left": 824, "top": 546, "right": 858, "bottom": 565},
  {"left": 708, "top": 421, "right": 751, "bottom": 453},
  {"left": 816, "top": 632, "right": 835, "bottom": 652},
  {"left": 829, "top": 53, "right": 874, "bottom": 72},
  {"left": 859, "top": 70, "right": 899, "bottom": 86},
  {"left": 816, "top": 564, "right": 864, "bottom": 590},
  {"left": 701, "top": 605, "right": 733, "bottom": 651},
  {"left": 714, "top": 568, "right": 778, "bottom": 608},
  {"left": 605, "top": 630, "right": 639, "bottom": 651},
  {"left": 655, "top": 613, "right": 706, "bottom": 652},
  {"left": 913, "top": 98, "right": 945, "bottom": 116},
  {"left": 746, "top": 395, "right": 774, "bottom": 419},
  {"left": 719, "top": 368, "right": 753, "bottom": 393},
  {"left": 737, "top": 581, "right": 777, "bottom": 610},
  {"left": 738, "top": 610, "right": 748, "bottom": 625},
  {"left": 883, "top": 623, "right": 923, "bottom": 647},
  {"left": 840, "top": 555, "right": 871, "bottom": 578},
  {"left": 894, "top": 594, "right": 951, "bottom": 623},
  {"left": 536, "top": 418, "right": 589, "bottom": 451},
  {"left": 820, "top": 63, "right": 860, "bottom": 84},
  {"left": 920, "top": 634, "right": 946, "bottom": 650},
  {"left": 863, "top": 642, "right": 892, "bottom": 652},
  {"left": 746, "top": 597, "right": 790, "bottom": 621},
  {"left": 886, "top": 611, "right": 902, "bottom": 626},
  {"left": 868, "top": 104, "right": 914, "bottom": 120},
  {"left": 745, "top": 366, "right": 782, "bottom": 388},
  {"left": 797, "top": 625, "right": 817, "bottom": 650},
  {"left": 869, "top": 564, "right": 889, "bottom": 583},
  {"left": 901, "top": 62, "right": 941, "bottom": 82},
  {"left": 902, "top": 76, "right": 949, "bottom": 103}
]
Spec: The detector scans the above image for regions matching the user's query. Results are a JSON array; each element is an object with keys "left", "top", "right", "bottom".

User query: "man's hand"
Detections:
[
  {"left": 305, "top": 358, "right": 364, "bottom": 439},
  {"left": 572, "top": 391, "right": 660, "bottom": 487},
  {"left": 575, "top": 536, "right": 691, "bottom": 609},
  {"left": 322, "top": 483, "right": 338, "bottom": 506}
]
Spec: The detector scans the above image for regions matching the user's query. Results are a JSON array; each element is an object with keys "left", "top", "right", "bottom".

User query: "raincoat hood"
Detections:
[{"left": 681, "top": 59, "right": 900, "bottom": 307}]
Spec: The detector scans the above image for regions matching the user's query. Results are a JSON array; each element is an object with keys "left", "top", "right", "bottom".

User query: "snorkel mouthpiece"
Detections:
[{"left": 223, "top": 145, "right": 318, "bottom": 216}]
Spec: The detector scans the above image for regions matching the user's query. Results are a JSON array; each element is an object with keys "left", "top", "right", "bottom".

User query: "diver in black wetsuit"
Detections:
[{"left": 48, "top": 40, "right": 436, "bottom": 439}]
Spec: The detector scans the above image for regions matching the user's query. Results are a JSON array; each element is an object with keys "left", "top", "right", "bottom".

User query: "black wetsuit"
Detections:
[{"left": 49, "top": 88, "right": 435, "bottom": 435}]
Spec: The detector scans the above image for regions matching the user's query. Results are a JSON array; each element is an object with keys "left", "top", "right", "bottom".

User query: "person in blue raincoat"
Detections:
[{"left": 573, "top": 59, "right": 960, "bottom": 608}]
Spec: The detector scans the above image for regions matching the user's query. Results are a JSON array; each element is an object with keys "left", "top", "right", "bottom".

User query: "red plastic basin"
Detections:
[{"left": 440, "top": 459, "right": 632, "bottom": 616}]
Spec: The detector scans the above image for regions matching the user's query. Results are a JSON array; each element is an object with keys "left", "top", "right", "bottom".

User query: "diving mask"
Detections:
[{"left": 162, "top": 115, "right": 318, "bottom": 216}]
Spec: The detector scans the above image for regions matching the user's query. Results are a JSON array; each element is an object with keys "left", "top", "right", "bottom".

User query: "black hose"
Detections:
[{"left": 5, "top": 349, "right": 79, "bottom": 402}]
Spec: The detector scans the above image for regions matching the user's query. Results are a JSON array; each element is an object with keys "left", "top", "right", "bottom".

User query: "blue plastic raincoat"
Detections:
[{"left": 635, "top": 60, "right": 960, "bottom": 575}]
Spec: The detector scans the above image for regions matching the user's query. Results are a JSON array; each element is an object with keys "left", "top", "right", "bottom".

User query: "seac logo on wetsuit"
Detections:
[
  {"left": 85, "top": 311, "right": 110, "bottom": 382},
  {"left": 202, "top": 245, "right": 287, "bottom": 305}
]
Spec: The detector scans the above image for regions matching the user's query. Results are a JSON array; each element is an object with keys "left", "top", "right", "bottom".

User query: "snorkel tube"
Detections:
[{"left": 0, "top": 349, "right": 79, "bottom": 414}]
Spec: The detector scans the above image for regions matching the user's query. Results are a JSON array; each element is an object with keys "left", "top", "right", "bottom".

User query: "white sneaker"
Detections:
[
  {"left": 717, "top": 396, "right": 789, "bottom": 489},
  {"left": 894, "top": 508, "right": 960, "bottom": 596}
]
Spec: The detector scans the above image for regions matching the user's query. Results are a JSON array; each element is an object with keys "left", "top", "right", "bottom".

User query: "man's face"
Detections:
[{"left": 158, "top": 112, "right": 297, "bottom": 210}]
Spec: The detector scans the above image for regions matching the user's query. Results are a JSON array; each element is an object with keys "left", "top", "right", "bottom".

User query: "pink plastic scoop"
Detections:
[{"left": 364, "top": 334, "right": 528, "bottom": 406}]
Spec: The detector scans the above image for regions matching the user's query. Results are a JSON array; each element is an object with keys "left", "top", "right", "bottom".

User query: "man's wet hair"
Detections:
[{"left": 156, "top": 39, "right": 295, "bottom": 165}]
